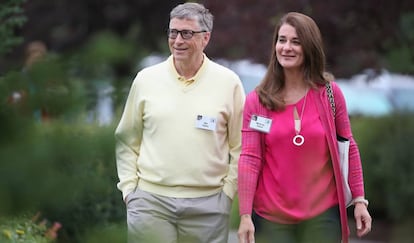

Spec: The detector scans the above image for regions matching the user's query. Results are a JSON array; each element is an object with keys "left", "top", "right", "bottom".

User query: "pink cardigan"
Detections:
[{"left": 238, "top": 82, "right": 365, "bottom": 243}]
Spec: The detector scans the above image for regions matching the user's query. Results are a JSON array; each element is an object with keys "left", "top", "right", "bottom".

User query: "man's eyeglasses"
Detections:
[{"left": 167, "top": 29, "right": 207, "bottom": 40}]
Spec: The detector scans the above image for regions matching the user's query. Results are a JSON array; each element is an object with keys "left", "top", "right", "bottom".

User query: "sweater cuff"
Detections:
[{"left": 222, "top": 183, "right": 237, "bottom": 200}]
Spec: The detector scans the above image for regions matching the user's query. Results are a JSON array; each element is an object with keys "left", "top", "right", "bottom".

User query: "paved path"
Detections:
[{"left": 228, "top": 230, "right": 383, "bottom": 243}]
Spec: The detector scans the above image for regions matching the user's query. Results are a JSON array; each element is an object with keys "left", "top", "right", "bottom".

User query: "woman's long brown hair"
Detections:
[{"left": 256, "top": 12, "right": 330, "bottom": 111}]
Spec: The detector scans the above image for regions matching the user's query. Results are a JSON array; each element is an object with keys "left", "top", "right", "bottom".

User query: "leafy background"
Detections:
[{"left": 1, "top": 0, "right": 414, "bottom": 242}]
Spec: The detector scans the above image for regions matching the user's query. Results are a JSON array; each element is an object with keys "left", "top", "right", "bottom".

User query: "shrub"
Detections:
[
  {"left": 0, "top": 0, "right": 27, "bottom": 56},
  {"left": 0, "top": 212, "right": 60, "bottom": 243},
  {"left": 352, "top": 114, "right": 414, "bottom": 221},
  {"left": 0, "top": 122, "right": 125, "bottom": 242}
]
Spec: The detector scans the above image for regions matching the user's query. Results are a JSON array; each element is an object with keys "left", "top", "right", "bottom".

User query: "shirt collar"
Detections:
[{"left": 168, "top": 54, "right": 208, "bottom": 86}]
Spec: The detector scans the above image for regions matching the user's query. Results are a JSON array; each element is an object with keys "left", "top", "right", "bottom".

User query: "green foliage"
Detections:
[
  {"left": 229, "top": 196, "right": 240, "bottom": 229},
  {"left": 400, "top": 13, "right": 414, "bottom": 42},
  {"left": 82, "top": 223, "right": 126, "bottom": 243},
  {"left": 0, "top": 122, "right": 125, "bottom": 242},
  {"left": 0, "top": 25, "right": 158, "bottom": 242},
  {"left": 0, "top": 56, "right": 88, "bottom": 125},
  {"left": 38, "top": 124, "right": 125, "bottom": 242},
  {"left": 0, "top": 213, "right": 51, "bottom": 243},
  {"left": 385, "top": 46, "right": 414, "bottom": 73},
  {"left": 352, "top": 114, "right": 414, "bottom": 221},
  {"left": 1, "top": 0, "right": 414, "bottom": 78},
  {"left": 0, "top": 0, "right": 27, "bottom": 56},
  {"left": 385, "top": 13, "right": 414, "bottom": 74},
  {"left": 81, "top": 31, "right": 136, "bottom": 67}
]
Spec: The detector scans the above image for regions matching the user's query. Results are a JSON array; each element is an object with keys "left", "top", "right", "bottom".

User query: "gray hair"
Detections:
[{"left": 170, "top": 3, "right": 213, "bottom": 32}]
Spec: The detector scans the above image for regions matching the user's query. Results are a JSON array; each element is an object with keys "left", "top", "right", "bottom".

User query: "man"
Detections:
[{"left": 115, "top": 3, "right": 245, "bottom": 243}]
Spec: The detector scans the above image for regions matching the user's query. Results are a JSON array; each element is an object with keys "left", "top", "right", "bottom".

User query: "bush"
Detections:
[
  {"left": 352, "top": 114, "right": 414, "bottom": 221},
  {"left": 82, "top": 223, "right": 126, "bottom": 243},
  {"left": 0, "top": 212, "right": 60, "bottom": 243},
  {"left": 0, "top": 0, "right": 26, "bottom": 56},
  {"left": 0, "top": 28, "right": 164, "bottom": 242},
  {"left": 0, "top": 122, "right": 125, "bottom": 242}
]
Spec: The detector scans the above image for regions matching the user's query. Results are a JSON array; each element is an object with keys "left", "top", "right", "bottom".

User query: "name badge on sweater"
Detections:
[
  {"left": 195, "top": 115, "right": 217, "bottom": 131},
  {"left": 249, "top": 115, "right": 272, "bottom": 133}
]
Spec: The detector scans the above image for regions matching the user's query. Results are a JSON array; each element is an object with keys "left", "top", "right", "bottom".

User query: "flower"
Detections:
[{"left": 45, "top": 222, "right": 62, "bottom": 240}]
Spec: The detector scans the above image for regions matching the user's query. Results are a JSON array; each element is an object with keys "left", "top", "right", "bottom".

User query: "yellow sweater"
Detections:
[{"left": 115, "top": 55, "right": 245, "bottom": 200}]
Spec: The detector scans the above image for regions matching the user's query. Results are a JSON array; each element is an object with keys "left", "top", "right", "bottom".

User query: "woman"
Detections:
[{"left": 237, "top": 12, "right": 371, "bottom": 243}]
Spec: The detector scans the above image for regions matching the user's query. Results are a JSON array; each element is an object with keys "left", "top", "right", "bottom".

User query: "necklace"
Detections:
[{"left": 293, "top": 89, "right": 308, "bottom": 146}]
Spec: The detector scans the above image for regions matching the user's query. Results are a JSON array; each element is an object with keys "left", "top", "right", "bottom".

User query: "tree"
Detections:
[
  {"left": 2, "top": 0, "right": 414, "bottom": 77},
  {"left": 203, "top": 0, "right": 414, "bottom": 77},
  {"left": 0, "top": 0, "right": 27, "bottom": 56},
  {"left": 0, "top": 0, "right": 181, "bottom": 73}
]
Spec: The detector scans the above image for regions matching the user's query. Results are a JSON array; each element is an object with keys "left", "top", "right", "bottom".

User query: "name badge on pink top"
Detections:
[{"left": 249, "top": 115, "right": 272, "bottom": 133}]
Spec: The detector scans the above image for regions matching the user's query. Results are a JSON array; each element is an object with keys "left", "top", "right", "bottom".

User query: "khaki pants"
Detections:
[{"left": 126, "top": 188, "right": 232, "bottom": 243}]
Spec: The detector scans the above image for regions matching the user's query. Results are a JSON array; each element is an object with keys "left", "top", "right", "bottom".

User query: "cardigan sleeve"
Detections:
[
  {"left": 332, "top": 82, "right": 365, "bottom": 198},
  {"left": 238, "top": 92, "right": 265, "bottom": 215}
]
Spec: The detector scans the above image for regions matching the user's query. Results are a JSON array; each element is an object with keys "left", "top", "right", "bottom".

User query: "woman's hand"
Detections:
[
  {"left": 238, "top": 214, "right": 255, "bottom": 243},
  {"left": 354, "top": 202, "right": 372, "bottom": 237}
]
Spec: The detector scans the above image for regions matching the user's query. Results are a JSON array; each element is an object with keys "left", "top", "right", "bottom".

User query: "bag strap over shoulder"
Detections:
[{"left": 326, "top": 82, "right": 336, "bottom": 117}]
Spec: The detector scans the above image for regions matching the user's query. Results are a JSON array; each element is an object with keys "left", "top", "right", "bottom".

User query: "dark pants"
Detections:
[{"left": 253, "top": 206, "right": 341, "bottom": 243}]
